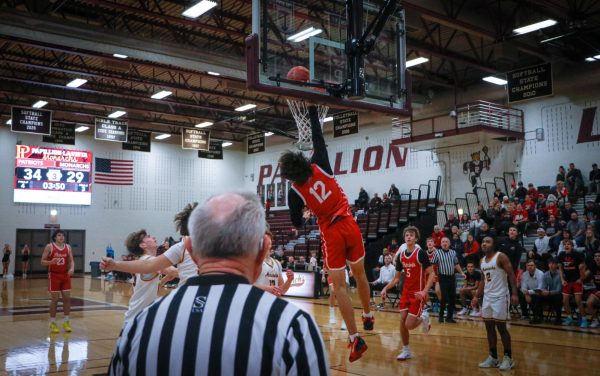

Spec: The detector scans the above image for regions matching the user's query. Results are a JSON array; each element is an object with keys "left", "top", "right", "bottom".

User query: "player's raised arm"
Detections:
[
  {"left": 288, "top": 190, "right": 305, "bottom": 228},
  {"left": 308, "top": 105, "right": 333, "bottom": 174}
]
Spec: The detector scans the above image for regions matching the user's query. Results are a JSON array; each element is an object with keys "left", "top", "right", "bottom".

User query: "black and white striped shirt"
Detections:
[
  {"left": 434, "top": 248, "right": 459, "bottom": 276},
  {"left": 109, "top": 274, "right": 329, "bottom": 376}
]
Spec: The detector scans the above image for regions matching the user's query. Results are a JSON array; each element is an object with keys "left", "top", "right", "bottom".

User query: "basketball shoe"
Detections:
[
  {"left": 49, "top": 321, "right": 60, "bottom": 334},
  {"left": 396, "top": 347, "right": 412, "bottom": 361},
  {"left": 478, "top": 355, "right": 499, "bottom": 368},
  {"left": 362, "top": 314, "right": 374, "bottom": 330},
  {"left": 62, "top": 320, "right": 72, "bottom": 332},
  {"left": 421, "top": 309, "right": 431, "bottom": 333},
  {"left": 498, "top": 356, "right": 514, "bottom": 371},
  {"left": 348, "top": 336, "right": 367, "bottom": 362},
  {"left": 457, "top": 307, "right": 468, "bottom": 315}
]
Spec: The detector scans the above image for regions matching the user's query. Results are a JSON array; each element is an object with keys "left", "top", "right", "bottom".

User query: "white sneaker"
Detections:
[
  {"left": 340, "top": 321, "right": 347, "bottom": 331},
  {"left": 590, "top": 320, "right": 600, "bottom": 328},
  {"left": 329, "top": 313, "right": 337, "bottom": 325},
  {"left": 457, "top": 308, "right": 468, "bottom": 316},
  {"left": 396, "top": 349, "right": 412, "bottom": 361},
  {"left": 421, "top": 310, "right": 431, "bottom": 334},
  {"left": 478, "top": 355, "right": 499, "bottom": 368},
  {"left": 470, "top": 309, "right": 482, "bottom": 317},
  {"left": 498, "top": 356, "right": 514, "bottom": 371}
]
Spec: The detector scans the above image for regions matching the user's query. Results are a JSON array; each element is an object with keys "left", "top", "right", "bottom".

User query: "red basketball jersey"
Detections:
[
  {"left": 48, "top": 243, "right": 70, "bottom": 274},
  {"left": 398, "top": 245, "right": 428, "bottom": 294},
  {"left": 291, "top": 164, "right": 351, "bottom": 227},
  {"left": 426, "top": 249, "right": 438, "bottom": 276}
]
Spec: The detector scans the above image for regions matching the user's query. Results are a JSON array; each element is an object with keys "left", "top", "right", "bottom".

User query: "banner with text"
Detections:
[
  {"left": 95, "top": 117, "right": 128, "bottom": 142},
  {"left": 182, "top": 128, "right": 210, "bottom": 150},
  {"left": 43, "top": 122, "right": 75, "bottom": 145},
  {"left": 198, "top": 140, "right": 223, "bottom": 160},
  {"left": 333, "top": 110, "right": 359, "bottom": 138},
  {"left": 11, "top": 106, "right": 52, "bottom": 135},
  {"left": 122, "top": 129, "right": 151, "bottom": 152},
  {"left": 247, "top": 133, "right": 265, "bottom": 154},
  {"left": 507, "top": 63, "right": 552, "bottom": 103}
]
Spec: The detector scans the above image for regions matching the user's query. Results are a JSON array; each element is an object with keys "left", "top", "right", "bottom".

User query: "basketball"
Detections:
[{"left": 286, "top": 66, "right": 310, "bottom": 82}]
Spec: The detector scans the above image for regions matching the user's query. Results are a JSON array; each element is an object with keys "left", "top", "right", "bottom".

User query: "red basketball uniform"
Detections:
[
  {"left": 48, "top": 243, "right": 71, "bottom": 292},
  {"left": 292, "top": 164, "right": 363, "bottom": 270},
  {"left": 395, "top": 244, "right": 431, "bottom": 317}
]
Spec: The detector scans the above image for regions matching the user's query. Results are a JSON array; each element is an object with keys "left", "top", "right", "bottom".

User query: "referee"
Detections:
[
  {"left": 434, "top": 237, "right": 466, "bottom": 323},
  {"left": 108, "top": 192, "right": 329, "bottom": 376}
]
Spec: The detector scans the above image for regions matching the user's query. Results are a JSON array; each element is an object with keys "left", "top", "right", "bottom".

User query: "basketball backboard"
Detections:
[{"left": 247, "top": 0, "right": 412, "bottom": 117}]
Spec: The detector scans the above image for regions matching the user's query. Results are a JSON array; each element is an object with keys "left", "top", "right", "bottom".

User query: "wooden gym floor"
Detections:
[{"left": 0, "top": 276, "right": 598, "bottom": 375}]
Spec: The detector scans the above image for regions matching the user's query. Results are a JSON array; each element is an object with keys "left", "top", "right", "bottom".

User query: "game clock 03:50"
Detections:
[
  {"left": 16, "top": 167, "right": 88, "bottom": 184},
  {"left": 42, "top": 182, "right": 67, "bottom": 190}
]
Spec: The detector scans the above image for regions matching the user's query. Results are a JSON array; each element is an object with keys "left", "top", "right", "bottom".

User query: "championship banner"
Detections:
[
  {"left": 182, "top": 128, "right": 210, "bottom": 150},
  {"left": 43, "top": 123, "right": 76, "bottom": 145},
  {"left": 122, "top": 129, "right": 151, "bottom": 152},
  {"left": 247, "top": 133, "right": 265, "bottom": 154},
  {"left": 333, "top": 110, "right": 359, "bottom": 138},
  {"left": 95, "top": 117, "right": 128, "bottom": 142},
  {"left": 11, "top": 106, "right": 52, "bottom": 135},
  {"left": 198, "top": 140, "right": 223, "bottom": 159},
  {"left": 507, "top": 63, "right": 553, "bottom": 103}
]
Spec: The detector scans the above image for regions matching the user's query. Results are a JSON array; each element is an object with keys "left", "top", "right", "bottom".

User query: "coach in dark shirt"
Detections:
[
  {"left": 498, "top": 226, "right": 525, "bottom": 274},
  {"left": 109, "top": 192, "right": 328, "bottom": 375}
]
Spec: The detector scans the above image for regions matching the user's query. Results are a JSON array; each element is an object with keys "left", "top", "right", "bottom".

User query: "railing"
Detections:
[
  {"left": 494, "top": 177, "right": 508, "bottom": 197},
  {"left": 476, "top": 186, "right": 490, "bottom": 208},
  {"left": 408, "top": 189, "right": 420, "bottom": 218},
  {"left": 419, "top": 184, "right": 430, "bottom": 213},
  {"left": 427, "top": 178, "right": 440, "bottom": 208},
  {"left": 456, "top": 100, "right": 524, "bottom": 132},
  {"left": 465, "top": 192, "right": 479, "bottom": 216},
  {"left": 455, "top": 197, "right": 470, "bottom": 217},
  {"left": 399, "top": 194, "right": 410, "bottom": 222}
]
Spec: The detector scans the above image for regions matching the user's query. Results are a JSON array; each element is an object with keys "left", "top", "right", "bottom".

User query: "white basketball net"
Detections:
[{"left": 286, "top": 99, "right": 329, "bottom": 151}]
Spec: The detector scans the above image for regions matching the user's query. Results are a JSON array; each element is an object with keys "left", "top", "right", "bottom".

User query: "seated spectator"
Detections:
[
  {"left": 386, "top": 238, "right": 400, "bottom": 254},
  {"left": 356, "top": 187, "right": 369, "bottom": 211},
  {"left": 283, "top": 255, "right": 295, "bottom": 270},
  {"left": 589, "top": 163, "right": 600, "bottom": 195},
  {"left": 309, "top": 251, "right": 318, "bottom": 270},
  {"left": 443, "top": 213, "right": 460, "bottom": 235},
  {"left": 457, "top": 262, "right": 481, "bottom": 316},
  {"left": 370, "top": 255, "right": 395, "bottom": 309},
  {"left": 388, "top": 184, "right": 400, "bottom": 200},
  {"left": 560, "top": 202, "right": 577, "bottom": 223},
  {"left": 381, "top": 193, "right": 391, "bottom": 208},
  {"left": 536, "top": 193, "right": 547, "bottom": 212},
  {"left": 302, "top": 206, "right": 316, "bottom": 225},
  {"left": 372, "top": 247, "right": 390, "bottom": 280},
  {"left": 583, "top": 229, "right": 600, "bottom": 259},
  {"left": 476, "top": 222, "right": 495, "bottom": 244},
  {"left": 265, "top": 198, "right": 272, "bottom": 216},
  {"left": 522, "top": 195, "right": 536, "bottom": 221},
  {"left": 553, "top": 180, "right": 569, "bottom": 207},
  {"left": 469, "top": 212, "right": 485, "bottom": 238},
  {"left": 493, "top": 187, "right": 506, "bottom": 201},
  {"left": 463, "top": 234, "right": 481, "bottom": 268},
  {"left": 584, "top": 200, "right": 599, "bottom": 227},
  {"left": 475, "top": 203, "right": 487, "bottom": 223},
  {"left": 501, "top": 196, "right": 510, "bottom": 210},
  {"left": 556, "top": 165, "right": 566, "bottom": 184},
  {"left": 527, "top": 183, "right": 539, "bottom": 201},
  {"left": 557, "top": 230, "right": 573, "bottom": 254},
  {"left": 369, "top": 193, "right": 383, "bottom": 211},
  {"left": 539, "top": 200, "right": 559, "bottom": 222},
  {"left": 558, "top": 240, "right": 586, "bottom": 326},
  {"left": 499, "top": 226, "right": 525, "bottom": 273},
  {"left": 567, "top": 212, "right": 586, "bottom": 247},
  {"left": 512, "top": 203, "right": 529, "bottom": 236},
  {"left": 519, "top": 259, "right": 544, "bottom": 321},
  {"left": 485, "top": 202, "right": 497, "bottom": 226},
  {"left": 531, "top": 228, "right": 552, "bottom": 267},
  {"left": 582, "top": 250, "right": 600, "bottom": 328},
  {"left": 514, "top": 181, "right": 527, "bottom": 203},
  {"left": 432, "top": 225, "right": 445, "bottom": 248},
  {"left": 295, "top": 256, "right": 308, "bottom": 271},
  {"left": 566, "top": 162, "right": 584, "bottom": 196},
  {"left": 531, "top": 258, "right": 563, "bottom": 325},
  {"left": 458, "top": 214, "right": 471, "bottom": 242},
  {"left": 496, "top": 204, "right": 512, "bottom": 236}
]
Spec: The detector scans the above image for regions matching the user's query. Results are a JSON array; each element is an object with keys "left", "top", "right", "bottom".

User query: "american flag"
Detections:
[{"left": 94, "top": 158, "right": 134, "bottom": 185}]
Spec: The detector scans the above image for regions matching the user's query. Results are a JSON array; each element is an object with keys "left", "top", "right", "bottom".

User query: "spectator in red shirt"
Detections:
[
  {"left": 540, "top": 200, "right": 559, "bottom": 222},
  {"left": 527, "top": 183, "right": 539, "bottom": 200},
  {"left": 522, "top": 195, "right": 536, "bottom": 221},
  {"left": 512, "top": 204, "right": 529, "bottom": 237},
  {"left": 463, "top": 234, "right": 481, "bottom": 268},
  {"left": 431, "top": 225, "right": 445, "bottom": 248}
]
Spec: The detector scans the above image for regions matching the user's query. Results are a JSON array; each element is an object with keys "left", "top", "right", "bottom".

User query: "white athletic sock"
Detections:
[
  {"left": 63, "top": 316, "right": 69, "bottom": 321},
  {"left": 349, "top": 333, "right": 359, "bottom": 342},
  {"left": 403, "top": 345, "right": 411, "bottom": 352},
  {"left": 363, "top": 312, "right": 373, "bottom": 318}
]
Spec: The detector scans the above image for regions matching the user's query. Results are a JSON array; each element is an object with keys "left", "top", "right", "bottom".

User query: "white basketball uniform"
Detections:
[
  {"left": 256, "top": 258, "right": 283, "bottom": 287},
  {"left": 163, "top": 240, "right": 198, "bottom": 285},
  {"left": 124, "top": 255, "right": 159, "bottom": 324},
  {"left": 480, "top": 252, "right": 510, "bottom": 321}
]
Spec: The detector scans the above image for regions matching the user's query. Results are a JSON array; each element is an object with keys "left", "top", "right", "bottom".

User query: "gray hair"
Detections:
[{"left": 188, "top": 192, "right": 266, "bottom": 259}]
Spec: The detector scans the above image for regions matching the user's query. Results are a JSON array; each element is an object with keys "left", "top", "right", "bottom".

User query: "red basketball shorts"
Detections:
[
  {"left": 321, "top": 216, "right": 365, "bottom": 270},
  {"left": 399, "top": 292, "right": 425, "bottom": 317},
  {"left": 48, "top": 273, "right": 71, "bottom": 292},
  {"left": 562, "top": 281, "right": 583, "bottom": 295}
]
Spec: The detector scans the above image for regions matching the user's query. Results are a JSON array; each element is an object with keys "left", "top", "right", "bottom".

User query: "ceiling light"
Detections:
[
  {"left": 235, "top": 104, "right": 257, "bottom": 112},
  {"left": 182, "top": 0, "right": 217, "bottom": 18},
  {"left": 222, "top": 141, "right": 233, "bottom": 147},
  {"left": 265, "top": 132, "right": 274, "bottom": 137},
  {"left": 594, "top": 55, "right": 600, "bottom": 59},
  {"left": 6, "top": 119, "right": 12, "bottom": 125},
  {"left": 287, "top": 27, "right": 323, "bottom": 42},
  {"left": 75, "top": 126, "right": 89, "bottom": 133},
  {"left": 195, "top": 121, "right": 213, "bottom": 128},
  {"left": 406, "top": 57, "right": 429, "bottom": 68},
  {"left": 513, "top": 19, "right": 557, "bottom": 35},
  {"left": 155, "top": 134, "right": 171, "bottom": 140},
  {"left": 66, "top": 78, "right": 88, "bottom": 88},
  {"left": 108, "top": 110, "right": 126, "bottom": 118},
  {"left": 586, "top": 57, "right": 596, "bottom": 62},
  {"left": 207, "top": 71, "right": 221, "bottom": 76},
  {"left": 32, "top": 100, "right": 48, "bottom": 109},
  {"left": 324, "top": 116, "right": 333, "bottom": 122},
  {"left": 151, "top": 90, "right": 172, "bottom": 99},
  {"left": 50, "top": 209, "right": 58, "bottom": 216},
  {"left": 482, "top": 76, "right": 508, "bottom": 85},
  {"left": 113, "top": 53, "right": 128, "bottom": 59}
]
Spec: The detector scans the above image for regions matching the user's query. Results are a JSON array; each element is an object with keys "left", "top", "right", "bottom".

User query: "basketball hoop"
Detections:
[{"left": 287, "top": 99, "right": 328, "bottom": 151}]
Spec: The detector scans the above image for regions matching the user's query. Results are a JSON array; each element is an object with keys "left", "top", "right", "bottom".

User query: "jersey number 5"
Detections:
[{"left": 309, "top": 181, "right": 331, "bottom": 204}]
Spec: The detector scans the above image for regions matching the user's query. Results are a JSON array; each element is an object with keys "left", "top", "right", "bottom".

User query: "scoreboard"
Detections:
[{"left": 14, "top": 145, "right": 93, "bottom": 205}]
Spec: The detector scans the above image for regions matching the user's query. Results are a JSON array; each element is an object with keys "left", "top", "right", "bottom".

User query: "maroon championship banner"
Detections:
[{"left": 14, "top": 145, "right": 93, "bottom": 205}]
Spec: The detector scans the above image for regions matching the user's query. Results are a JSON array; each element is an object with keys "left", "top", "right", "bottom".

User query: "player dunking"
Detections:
[
  {"left": 473, "top": 236, "right": 519, "bottom": 371},
  {"left": 41, "top": 230, "right": 74, "bottom": 333},
  {"left": 279, "top": 106, "right": 372, "bottom": 362},
  {"left": 381, "top": 226, "right": 434, "bottom": 361}
]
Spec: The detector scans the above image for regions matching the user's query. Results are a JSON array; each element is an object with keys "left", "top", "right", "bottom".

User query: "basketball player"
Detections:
[
  {"left": 41, "top": 230, "right": 74, "bottom": 333},
  {"left": 255, "top": 230, "right": 294, "bottom": 296},
  {"left": 101, "top": 203, "right": 198, "bottom": 285},
  {"left": 473, "top": 236, "right": 519, "bottom": 371},
  {"left": 381, "top": 226, "right": 434, "bottom": 361},
  {"left": 425, "top": 237, "right": 441, "bottom": 302},
  {"left": 279, "top": 106, "right": 372, "bottom": 362}
]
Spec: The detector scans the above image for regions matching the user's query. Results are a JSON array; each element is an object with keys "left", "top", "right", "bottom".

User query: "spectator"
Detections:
[
  {"left": 498, "top": 226, "right": 525, "bottom": 274},
  {"left": 519, "top": 260, "right": 544, "bottom": 321},
  {"left": 567, "top": 212, "right": 586, "bottom": 247},
  {"left": 531, "top": 228, "right": 551, "bottom": 266},
  {"left": 527, "top": 183, "right": 539, "bottom": 200},
  {"left": 265, "top": 198, "right": 272, "bottom": 217},
  {"left": 303, "top": 207, "right": 316, "bottom": 226},
  {"left": 485, "top": 203, "right": 497, "bottom": 226},
  {"left": 558, "top": 240, "right": 586, "bottom": 327},
  {"left": 566, "top": 163, "right": 584, "bottom": 196},
  {"left": 469, "top": 213, "right": 485, "bottom": 238},
  {"left": 284, "top": 255, "right": 296, "bottom": 270},
  {"left": 514, "top": 182, "right": 527, "bottom": 203},
  {"left": 457, "top": 262, "right": 481, "bottom": 316},
  {"left": 450, "top": 232, "right": 464, "bottom": 261},
  {"left": 356, "top": 187, "right": 369, "bottom": 211},
  {"left": 589, "top": 163, "right": 600, "bottom": 194},
  {"left": 475, "top": 203, "right": 487, "bottom": 224},
  {"left": 372, "top": 248, "right": 390, "bottom": 280},
  {"left": 511, "top": 204, "right": 529, "bottom": 237},
  {"left": 540, "top": 200, "right": 559, "bottom": 222},
  {"left": 493, "top": 187, "right": 506, "bottom": 201},
  {"left": 536, "top": 193, "right": 547, "bottom": 213},
  {"left": 369, "top": 193, "right": 383, "bottom": 211},
  {"left": 295, "top": 256, "right": 308, "bottom": 271},
  {"left": 532, "top": 258, "right": 563, "bottom": 325},
  {"left": 522, "top": 195, "right": 536, "bottom": 221},
  {"left": 463, "top": 234, "right": 481, "bottom": 268},
  {"left": 560, "top": 202, "right": 577, "bottom": 223},
  {"left": 476, "top": 222, "right": 496, "bottom": 245},
  {"left": 370, "top": 255, "right": 395, "bottom": 309},
  {"left": 388, "top": 184, "right": 400, "bottom": 200},
  {"left": 443, "top": 213, "right": 460, "bottom": 234},
  {"left": 557, "top": 230, "right": 573, "bottom": 255},
  {"left": 553, "top": 181, "right": 569, "bottom": 208},
  {"left": 431, "top": 225, "right": 445, "bottom": 248},
  {"left": 381, "top": 193, "right": 391, "bottom": 208},
  {"left": 501, "top": 196, "right": 510, "bottom": 210},
  {"left": 583, "top": 229, "right": 599, "bottom": 260},
  {"left": 459, "top": 214, "right": 471, "bottom": 242},
  {"left": 108, "top": 192, "right": 328, "bottom": 375},
  {"left": 584, "top": 200, "right": 599, "bottom": 227},
  {"left": 556, "top": 165, "right": 566, "bottom": 183},
  {"left": 309, "top": 251, "right": 318, "bottom": 270}
]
